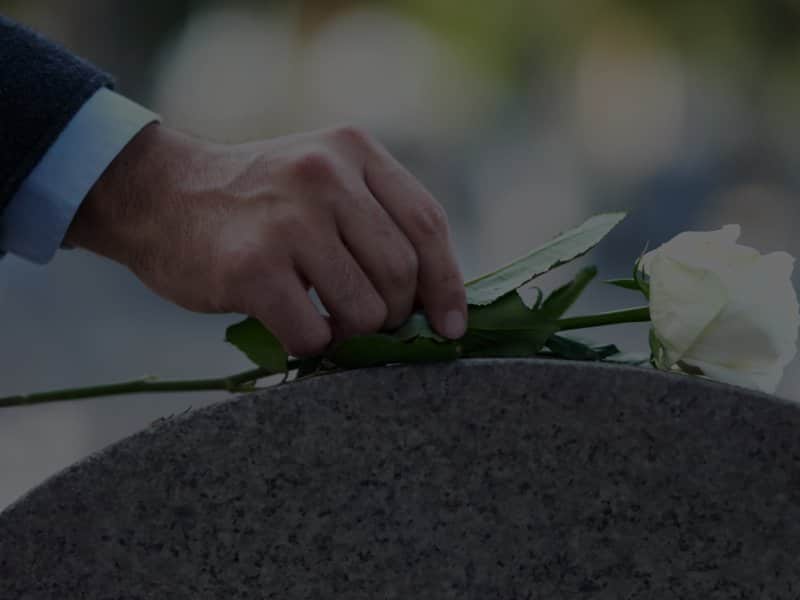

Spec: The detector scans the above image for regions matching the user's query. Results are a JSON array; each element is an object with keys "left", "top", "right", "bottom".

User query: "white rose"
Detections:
[{"left": 640, "top": 225, "right": 800, "bottom": 394}]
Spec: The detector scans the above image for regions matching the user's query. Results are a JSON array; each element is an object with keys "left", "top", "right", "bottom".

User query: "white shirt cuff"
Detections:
[{"left": 0, "top": 88, "right": 160, "bottom": 263}]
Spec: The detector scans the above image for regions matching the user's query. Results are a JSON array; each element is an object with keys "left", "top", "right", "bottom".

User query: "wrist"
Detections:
[{"left": 65, "top": 123, "right": 191, "bottom": 268}]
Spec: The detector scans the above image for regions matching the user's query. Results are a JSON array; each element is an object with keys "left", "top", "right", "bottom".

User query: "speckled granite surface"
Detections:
[{"left": 2, "top": 359, "right": 800, "bottom": 599}]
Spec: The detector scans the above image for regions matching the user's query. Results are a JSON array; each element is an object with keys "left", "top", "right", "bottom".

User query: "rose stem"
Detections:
[
  {"left": 557, "top": 306, "right": 651, "bottom": 331},
  {"left": 0, "top": 362, "right": 303, "bottom": 408},
  {"left": 2, "top": 306, "right": 653, "bottom": 408}
]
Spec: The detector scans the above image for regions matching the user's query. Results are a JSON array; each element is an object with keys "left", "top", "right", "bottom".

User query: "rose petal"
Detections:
[
  {"left": 681, "top": 251, "right": 799, "bottom": 386},
  {"left": 641, "top": 225, "right": 759, "bottom": 277},
  {"left": 647, "top": 254, "right": 728, "bottom": 365}
]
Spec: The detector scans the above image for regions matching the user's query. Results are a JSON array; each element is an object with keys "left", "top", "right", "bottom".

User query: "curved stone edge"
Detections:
[{"left": 0, "top": 357, "right": 789, "bottom": 518}]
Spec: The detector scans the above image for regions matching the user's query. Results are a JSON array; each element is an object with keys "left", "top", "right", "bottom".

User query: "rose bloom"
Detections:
[{"left": 641, "top": 225, "right": 800, "bottom": 394}]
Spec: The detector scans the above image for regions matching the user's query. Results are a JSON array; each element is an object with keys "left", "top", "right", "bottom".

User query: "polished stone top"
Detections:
[{"left": 2, "top": 359, "right": 799, "bottom": 598}]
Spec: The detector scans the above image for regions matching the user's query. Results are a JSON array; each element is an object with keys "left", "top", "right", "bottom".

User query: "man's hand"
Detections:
[{"left": 65, "top": 124, "right": 467, "bottom": 356}]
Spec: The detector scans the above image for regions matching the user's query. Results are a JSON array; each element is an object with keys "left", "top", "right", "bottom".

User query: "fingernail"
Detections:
[{"left": 442, "top": 309, "right": 466, "bottom": 339}]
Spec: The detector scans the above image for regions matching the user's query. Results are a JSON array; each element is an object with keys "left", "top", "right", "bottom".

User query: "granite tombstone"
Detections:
[{"left": 1, "top": 359, "right": 799, "bottom": 598}]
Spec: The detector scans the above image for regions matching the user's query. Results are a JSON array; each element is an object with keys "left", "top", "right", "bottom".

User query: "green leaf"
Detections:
[
  {"left": 465, "top": 212, "right": 626, "bottom": 306},
  {"left": 225, "top": 318, "right": 288, "bottom": 373},
  {"left": 544, "top": 334, "right": 620, "bottom": 361},
  {"left": 462, "top": 324, "right": 559, "bottom": 358},
  {"left": 392, "top": 311, "right": 446, "bottom": 342},
  {"left": 605, "top": 278, "right": 640, "bottom": 291},
  {"left": 606, "top": 268, "right": 650, "bottom": 298},
  {"left": 329, "top": 334, "right": 461, "bottom": 368},
  {"left": 467, "top": 290, "right": 551, "bottom": 330},
  {"left": 465, "top": 290, "right": 561, "bottom": 356},
  {"left": 539, "top": 266, "right": 597, "bottom": 318},
  {"left": 529, "top": 287, "right": 544, "bottom": 310}
]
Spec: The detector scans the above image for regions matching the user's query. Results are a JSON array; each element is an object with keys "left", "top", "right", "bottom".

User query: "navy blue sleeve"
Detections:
[{"left": 0, "top": 15, "right": 113, "bottom": 212}]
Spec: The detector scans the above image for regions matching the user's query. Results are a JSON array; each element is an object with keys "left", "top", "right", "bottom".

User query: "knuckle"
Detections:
[
  {"left": 289, "top": 151, "right": 339, "bottom": 184},
  {"left": 410, "top": 201, "right": 449, "bottom": 238},
  {"left": 331, "top": 124, "right": 372, "bottom": 150}
]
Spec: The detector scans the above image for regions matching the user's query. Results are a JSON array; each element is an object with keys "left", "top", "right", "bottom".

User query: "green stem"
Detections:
[
  {"left": 2, "top": 307, "right": 653, "bottom": 409},
  {"left": 557, "top": 306, "right": 650, "bottom": 331},
  {"left": 0, "top": 362, "right": 301, "bottom": 409}
]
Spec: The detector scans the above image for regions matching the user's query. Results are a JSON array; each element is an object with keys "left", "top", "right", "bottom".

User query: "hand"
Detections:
[{"left": 65, "top": 124, "right": 468, "bottom": 356}]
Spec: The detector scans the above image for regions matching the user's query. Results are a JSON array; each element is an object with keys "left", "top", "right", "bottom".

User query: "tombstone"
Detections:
[{"left": 2, "top": 358, "right": 799, "bottom": 598}]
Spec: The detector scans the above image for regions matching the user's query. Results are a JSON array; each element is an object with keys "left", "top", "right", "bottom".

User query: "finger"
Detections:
[
  {"left": 295, "top": 234, "right": 388, "bottom": 341},
  {"left": 333, "top": 183, "right": 419, "bottom": 330},
  {"left": 240, "top": 271, "right": 332, "bottom": 357},
  {"left": 364, "top": 150, "right": 467, "bottom": 339}
]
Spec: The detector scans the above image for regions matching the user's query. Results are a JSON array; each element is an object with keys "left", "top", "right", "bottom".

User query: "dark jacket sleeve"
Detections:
[{"left": 0, "top": 15, "right": 113, "bottom": 211}]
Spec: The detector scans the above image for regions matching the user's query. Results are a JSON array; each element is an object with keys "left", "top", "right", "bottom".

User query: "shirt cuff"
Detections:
[{"left": 0, "top": 88, "right": 160, "bottom": 264}]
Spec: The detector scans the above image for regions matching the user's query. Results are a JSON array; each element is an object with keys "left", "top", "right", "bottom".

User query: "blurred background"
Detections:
[{"left": 2, "top": 0, "right": 800, "bottom": 509}]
